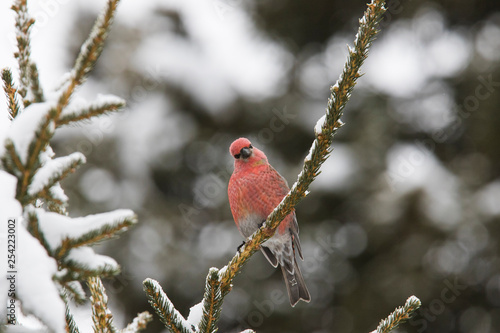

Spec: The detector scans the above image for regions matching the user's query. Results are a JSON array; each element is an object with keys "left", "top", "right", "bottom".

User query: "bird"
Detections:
[{"left": 227, "top": 137, "right": 311, "bottom": 306}]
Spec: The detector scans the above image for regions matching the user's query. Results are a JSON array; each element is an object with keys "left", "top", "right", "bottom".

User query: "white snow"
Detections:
[
  {"left": 17, "top": 226, "right": 66, "bottom": 333},
  {"left": 186, "top": 301, "right": 204, "bottom": 329},
  {"left": 66, "top": 246, "right": 119, "bottom": 271},
  {"left": 217, "top": 265, "right": 228, "bottom": 280},
  {"left": 49, "top": 183, "right": 69, "bottom": 203},
  {"left": 2, "top": 101, "right": 54, "bottom": 164},
  {"left": 28, "top": 152, "right": 86, "bottom": 196},
  {"left": 305, "top": 140, "right": 317, "bottom": 162},
  {"left": 147, "top": 279, "right": 193, "bottom": 331},
  {"left": 121, "top": 312, "right": 153, "bottom": 333},
  {"left": 314, "top": 115, "right": 326, "bottom": 136},
  {"left": 35, "top": 208, "right": 136, "bottom": 251}
]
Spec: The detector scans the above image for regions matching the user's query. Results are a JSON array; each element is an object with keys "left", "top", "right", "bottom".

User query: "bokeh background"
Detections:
[{"left": 2, "top": 0, "right": 500, "bottom": 332}]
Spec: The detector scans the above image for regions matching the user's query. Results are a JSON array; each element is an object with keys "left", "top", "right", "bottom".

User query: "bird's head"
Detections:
[{"left": 229, "top": 138, "right": 267, "bottom": 167}]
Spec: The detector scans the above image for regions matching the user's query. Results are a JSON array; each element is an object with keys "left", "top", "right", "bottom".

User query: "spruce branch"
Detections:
[
  {"left": 54, "top": 214, "right": 137, "bottom": 259},
  {"left": 2, "top": 68, "right": 22, "bottom": 119},
  {"left": 2, "top": 139, "right": 25, "bottom": 177},
  {"left": 56, "top": 0, "right": 121, "bottom": 116},
  {"left": 27, "top": 152, "right": 86, "bottom": 203},
  {"left": 61, "top": 260, "right": 120, "bottom": 281},
  {"left": 371, "top": 296, "right": 421, "bottom": 333},
  {"left": 29, "top": 62, "right": 45, "bottom": 102},
  {"left": 143, "top": 279, "right": 193, "bottom": 333},
  {"left": 58, "top": 95, "right": 125, "bottom": 127},
  {"left": 26, "top": 208, "right": 52, "bottom": 255},
  {"left": 45, "top": 193, "right": 69, "bottom": 214},
  {"left": 63, "top": 281, "right": 87, "bottom": 305},
  {"left": 88, "top": 276, "right": 117, "bottom": 333},
  {"left": 12, "top": 0, "right": 36, "bottom": 104},
  {"left": 20, "top": 112, "right": 57, "bottom": 203},
  {"left": 198, "top": 268, "right": 223, "bottom": 333},
  {"left": 218, "top": 0, "right": 387, "bottom": 297},
  {"left": 120, "top": 312, "right": 153, "bottom": 333},
  {"left": 63, "top": 292, "right": 81, "bottom": 333}
]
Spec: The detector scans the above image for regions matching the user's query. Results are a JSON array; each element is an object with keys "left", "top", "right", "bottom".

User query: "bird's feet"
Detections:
[{"left": 237, "top": 240, "right": 246, "bottom": 253}]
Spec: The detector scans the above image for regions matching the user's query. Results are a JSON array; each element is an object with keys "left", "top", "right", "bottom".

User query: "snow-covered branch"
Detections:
[
  {"left": 0, "top": 0, "right": 150, "bottom": 332},
  {"left": 370, "top": 296, "right": 422, "bottom": 333}
]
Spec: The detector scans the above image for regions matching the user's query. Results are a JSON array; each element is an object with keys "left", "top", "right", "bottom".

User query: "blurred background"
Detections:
[{"left": 2, "top": 0, "right": 500, "bottom": 332}]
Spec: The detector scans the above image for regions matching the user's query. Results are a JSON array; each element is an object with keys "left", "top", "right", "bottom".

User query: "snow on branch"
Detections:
[
  {"left": 58, "top": 94, "right": 125, "bottom": 127},
  {"left": 63, "top": 247, "right": 121, "bottom": 280},
  {"left": 120, "top": 312, "right": 153, "bottom": 333},
  {"left": 63, "top": 281, "right": 87, "bottom": 305},
  {"left": 17, "top": 226, "right": 66, "bottom": 333},
  {"left": 1, "top": 101, "right": 54, "bottom": 165},
  {"left": 0, "top": 0, "right": 152, "bottom": 331},
  {"left": 370, "top": 296, "right": 421, "bottom": 333},
  {"left": 28, "top": 152, "right": 86, "bottom": 199},
  {"left": 32, "top": 208, "right": 137, "bottom": 258},
  {"left": 143, "top": 279, "right": 194, "bottom": 333}
]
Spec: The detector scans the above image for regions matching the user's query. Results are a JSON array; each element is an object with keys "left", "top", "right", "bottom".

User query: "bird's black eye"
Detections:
[
  {"left": 249, "top": 144, "right": 253, "bottom": 148},
  {"left": 234, "top": 154, "right": 241, "bottom": 159}
]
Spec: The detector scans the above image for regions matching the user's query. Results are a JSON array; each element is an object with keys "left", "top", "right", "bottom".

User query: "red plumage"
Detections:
[{"left": 228, "top": 137, "right": 311, "bottom": 306}]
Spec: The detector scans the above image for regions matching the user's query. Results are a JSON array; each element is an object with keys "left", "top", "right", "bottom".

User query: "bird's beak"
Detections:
[{"left": 240, "top": 147, "right": 252, "bottom": 159}]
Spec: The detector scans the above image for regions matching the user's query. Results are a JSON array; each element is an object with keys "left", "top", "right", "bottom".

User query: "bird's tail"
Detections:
[{"left": 281, "top": 260, "right": 311, "bottom": 307}]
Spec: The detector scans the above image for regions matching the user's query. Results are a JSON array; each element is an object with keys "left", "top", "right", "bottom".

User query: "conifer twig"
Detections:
[
  {"left": 29, "top": 62, "right": 44, "bottom": 102},
  {"left": 2, "top": 140, "right": 24, "bottom": 176},
  {"left": 219, "top": 0, "right": 387, "bottom": 297},
  {"left": 58, "top": 97, "right": 125, "bottom": 127},
  {"left": 55, "top": 0, "right": 121, "bottom": 116},
  {"left": 371, "top": 296, "right": 421, "bottom": 333},
  {"left": 143, "top": 279, "right": 193, "bottom": 333},
  {"left": 120, "top": 312, "right": 153, "bottom": 333},
  {"left": 63, "top": 292, "right": 81, "bottom": 333},
  {"left": 198, "top": 268, "right": 223, "bottom": 333},
  {"left": 12, "top": 0, "right": 36, "bottom": 104},
  {"left": 27, "top": 152, "right": 86, "bottom": 203},
  {"left": 62, "top": 260, "right": 121, "bottom": 281},
  {"left": 54, "top": 214, "right": 137, "bottom": 259},
  {"left": 2, "top": 68, "right": 22, "bottom": 119},
  {"left": 88, "top": 276, "right": 117, "bottom": 333},
  {"left": 63, "top": 281, "right": 87, "bottom": 305}
]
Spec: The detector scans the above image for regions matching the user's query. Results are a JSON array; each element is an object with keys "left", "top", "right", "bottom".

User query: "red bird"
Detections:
[{"left": 228, "top": 137, "right": 311, "bottom": 306}]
